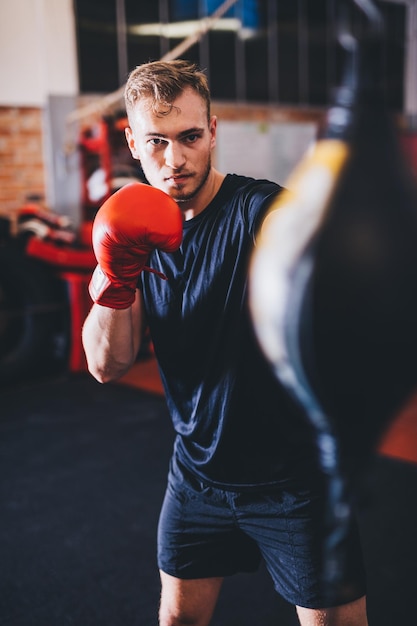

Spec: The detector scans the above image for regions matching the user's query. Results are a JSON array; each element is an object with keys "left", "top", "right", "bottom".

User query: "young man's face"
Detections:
[{"left": 125, "top": 87, "right": 217, "bottom": 204}]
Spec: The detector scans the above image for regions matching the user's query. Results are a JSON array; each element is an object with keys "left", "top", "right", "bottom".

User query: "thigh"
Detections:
[
  {"left": 159, "top": 570, "right": 223, "bottom": 626},
  {"left": 157, "top": 461, "right": 261, "bottom": 579},
  {"left": 296, "top": 595, "right": 368, "bottom": 625},
  {"left": 234, "top": 483, "right": 367, "bottom": 610}
]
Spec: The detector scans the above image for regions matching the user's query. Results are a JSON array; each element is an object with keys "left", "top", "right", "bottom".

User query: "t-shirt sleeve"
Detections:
[{"left": 242, "top": 180, "right": 284, "bottom": 241}]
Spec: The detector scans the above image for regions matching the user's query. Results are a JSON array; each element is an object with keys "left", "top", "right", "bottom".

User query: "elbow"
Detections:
[
  {"left": 86, "top": 362, "right": 110, "bottom": 384},
  {"left": 83, "top": 338, "right": 135, "bottom": 384},
  {"left": 86, "top": 358, "right": 132, "bottom": 384},
  {"left": 88, "top": 367, "right": 112, "bottom": 384}
]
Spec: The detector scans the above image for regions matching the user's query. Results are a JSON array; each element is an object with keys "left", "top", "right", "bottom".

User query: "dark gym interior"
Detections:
[{"left": 2, "top": 1, "right": 417, "bottom": 625}]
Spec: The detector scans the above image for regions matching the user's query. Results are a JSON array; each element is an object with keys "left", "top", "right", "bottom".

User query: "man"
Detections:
[{"left": 82, "top": 60, "right": 367, "bottom": 626}]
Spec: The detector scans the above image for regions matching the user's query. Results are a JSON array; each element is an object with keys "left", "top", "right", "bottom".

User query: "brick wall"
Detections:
[
  {"left": 1, "top": 101, "right": 412, "bottom": 228},
  {"left": 0, "top": 106, "right": 47, "bottom": 218},
  {"left": 0, "top": 100, "right": 323, "bottom": 223}
]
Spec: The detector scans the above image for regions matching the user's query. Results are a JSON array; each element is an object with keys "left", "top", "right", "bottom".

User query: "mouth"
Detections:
[{"left": 166, "top": 173, "right": 192, "bottom": 186}]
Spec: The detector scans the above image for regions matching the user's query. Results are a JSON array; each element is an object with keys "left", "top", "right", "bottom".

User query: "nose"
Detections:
[{"left": 165, "top": 142, "right": 186, "bottom": 170}]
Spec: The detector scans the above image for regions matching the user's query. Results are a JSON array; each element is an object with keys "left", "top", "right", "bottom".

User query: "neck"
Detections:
[{"left": 181, "top": 168, "right": 225, "bottom": 221}]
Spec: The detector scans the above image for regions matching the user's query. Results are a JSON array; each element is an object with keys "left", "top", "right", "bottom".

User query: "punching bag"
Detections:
[
  {"left": 249, "top": 0, "right": 417, "bottom": 599},
  {"left": 250, "top": 2, "right": 417, "bottom": 477}
]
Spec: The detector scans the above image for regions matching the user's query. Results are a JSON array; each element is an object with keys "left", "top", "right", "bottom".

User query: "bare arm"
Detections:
[
  {"left": 82, "top": 289, "right": 144, "bottom": 383},
  {"left": 82, "top": 182, "right": 182, "bottom": 382}
]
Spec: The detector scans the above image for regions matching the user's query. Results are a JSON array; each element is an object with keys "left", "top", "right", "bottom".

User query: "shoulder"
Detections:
[
  {"left": 225, "top": 174, "right": 284, "bottom": 237},
  {"left": 226, "top": 173, "right": 281, "bottom": 195}
]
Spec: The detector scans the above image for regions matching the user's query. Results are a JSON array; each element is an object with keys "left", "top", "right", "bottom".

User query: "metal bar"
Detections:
[
  {"left": 267, "top": 0, "right": 279, "bottom": 102},
  {"left": 235, "top": 1, "right": 246, "bottom": 101},
  {"left": 159, "top": 0, "right": 170, "bottom": 58},
  {"left": 116, "top": 0, "right": 128, "bottom": 86},
  {"left": 298, "top": 0, "right": 309, "bottom": 103}
]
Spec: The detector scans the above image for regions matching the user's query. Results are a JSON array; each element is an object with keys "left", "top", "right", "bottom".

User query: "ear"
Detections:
[
  {"left": 125, "top": 126, "right": 140, "bottom": 160},
  {"left": 209, "top": 115, "right": 217, "bottom": 150}
]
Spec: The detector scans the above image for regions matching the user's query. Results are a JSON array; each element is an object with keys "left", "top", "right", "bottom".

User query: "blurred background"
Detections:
[
  {"left": 0, "top": 0, "right": 416, "bottom": 385},
  {"left": 1, "top": 2, "right": 417, "bottom": 625}
]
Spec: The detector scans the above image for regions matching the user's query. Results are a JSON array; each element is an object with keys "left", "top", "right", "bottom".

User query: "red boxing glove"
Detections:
[{"left": 89, "top": 182, "right": 183, "bottom": 309}]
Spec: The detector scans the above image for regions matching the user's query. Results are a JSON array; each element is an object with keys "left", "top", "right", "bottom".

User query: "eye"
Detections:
[
  {"left": 184, "top": 133, "right": 200, "bottom": 143},
  {"left": 149, "top": 138, "right": 166, "bottom": 146}
]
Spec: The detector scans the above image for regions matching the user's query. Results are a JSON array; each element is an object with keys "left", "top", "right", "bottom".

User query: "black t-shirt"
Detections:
[{"left": 140, "top": 174, "right": 318, "bottom": 489}]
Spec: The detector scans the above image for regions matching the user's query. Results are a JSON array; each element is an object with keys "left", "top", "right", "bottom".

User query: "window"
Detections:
[{"left": 74, "top": 0, "right": 406, "bottom": 110}]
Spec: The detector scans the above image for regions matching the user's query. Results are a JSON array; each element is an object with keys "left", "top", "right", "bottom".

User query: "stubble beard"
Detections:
[{"left": 174, "top": 156, "right": 212, "bottom": 204}]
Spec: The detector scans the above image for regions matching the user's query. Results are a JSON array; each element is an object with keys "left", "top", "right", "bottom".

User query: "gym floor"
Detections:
[{"left": 1, "top": 358, "right": 416, "bottom": 625}]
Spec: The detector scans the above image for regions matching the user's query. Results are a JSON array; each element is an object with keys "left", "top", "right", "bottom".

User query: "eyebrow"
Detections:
[{"left": 145, "top": 127, "right": 205, "bottom": 139}]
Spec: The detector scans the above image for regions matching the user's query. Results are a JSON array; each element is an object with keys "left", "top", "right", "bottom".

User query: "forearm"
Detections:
[{"left": 82, "top": 289, "right": 143, "bottom": 383}]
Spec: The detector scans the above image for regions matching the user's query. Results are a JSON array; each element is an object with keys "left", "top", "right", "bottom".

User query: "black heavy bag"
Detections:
[{"left": 249, "top": 0, "right": 417, "bottom": 602}]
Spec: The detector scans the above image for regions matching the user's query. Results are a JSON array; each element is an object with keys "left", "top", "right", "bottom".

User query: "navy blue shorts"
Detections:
[{"left": 157, "top": 457, "right": 367, "bottom": 609}]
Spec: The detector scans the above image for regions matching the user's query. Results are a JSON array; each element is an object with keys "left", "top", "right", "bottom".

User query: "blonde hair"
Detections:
[{"left": 124, "top": 60, "right": 211, "bottom": 124}]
